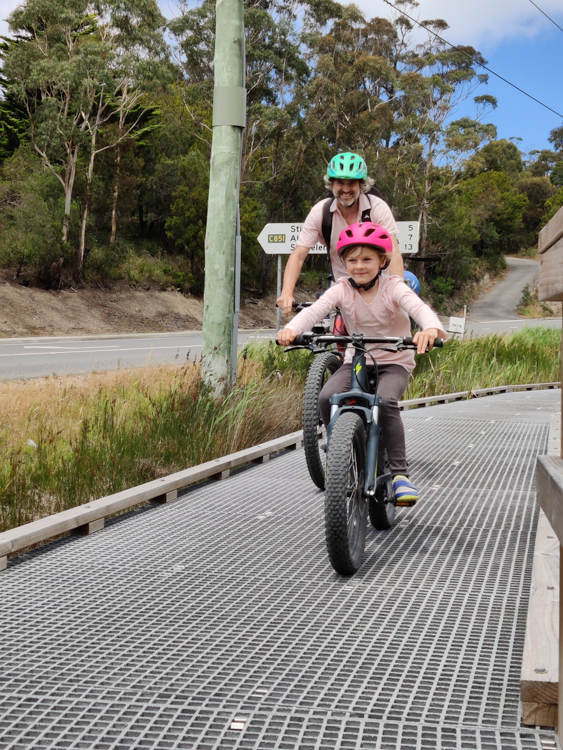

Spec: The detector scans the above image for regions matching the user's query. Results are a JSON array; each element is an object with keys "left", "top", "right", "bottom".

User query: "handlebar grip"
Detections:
[
  {"left": 404, "top": 335, "right": 443, "bottom": 348},
  {"left": 293, "top": 334, "right": 307, "bottom": 346}
]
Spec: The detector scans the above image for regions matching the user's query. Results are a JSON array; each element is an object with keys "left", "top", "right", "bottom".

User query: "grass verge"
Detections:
[{"left": 0, "top": 327, "right": 559, "bottom": 534}]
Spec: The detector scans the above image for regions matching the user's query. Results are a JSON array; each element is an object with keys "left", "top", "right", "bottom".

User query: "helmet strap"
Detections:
[{"left": 349, "top": 268, "right": 383, "bottom": 291}]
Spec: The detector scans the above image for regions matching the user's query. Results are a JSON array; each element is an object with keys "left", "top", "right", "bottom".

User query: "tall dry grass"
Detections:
[
  {"left": 0, "top": 356, "right": 307, "bottom": 533},
  {"left": 0, "top": 328, "right": 559, "bottom": 534}
]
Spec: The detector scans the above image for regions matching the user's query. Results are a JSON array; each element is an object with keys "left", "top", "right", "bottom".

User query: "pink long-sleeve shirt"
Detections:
[
  {"left": 297, "top": 193, "right": 398, "bottom": 281},
  {"left": 285, "top": 275, "right": 448, "bottom": 370}
]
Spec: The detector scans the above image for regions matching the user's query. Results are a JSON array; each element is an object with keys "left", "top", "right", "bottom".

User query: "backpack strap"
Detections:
[{"left": 321, "top": 197, "right": 333, "bottom": 264}]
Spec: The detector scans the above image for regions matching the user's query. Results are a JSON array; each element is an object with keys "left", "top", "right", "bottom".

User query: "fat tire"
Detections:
[
  {"left": 303, "top": 352, "right": 341, "bottom": 489},
  {"left": 325, "top": 412, "right": 367, "bottom": 575}
]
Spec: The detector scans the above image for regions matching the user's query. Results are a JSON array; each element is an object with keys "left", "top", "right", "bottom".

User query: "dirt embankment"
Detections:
[{"left": 0, "top": 276, "right": 280, "bottom": 337}]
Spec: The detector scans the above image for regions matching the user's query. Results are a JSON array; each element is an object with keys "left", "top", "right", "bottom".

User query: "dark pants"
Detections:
[{"left": 319, "top": 363, "right": 410, "bottom": 475}]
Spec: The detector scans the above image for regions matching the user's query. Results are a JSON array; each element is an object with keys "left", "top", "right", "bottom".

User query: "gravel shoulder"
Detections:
[{"left": 0, "top": 276, "right": 279, "bottom": 338}]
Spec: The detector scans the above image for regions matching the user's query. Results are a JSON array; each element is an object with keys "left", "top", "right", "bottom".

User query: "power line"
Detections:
[
  {"left": 527, "top": 0, "right": 563, "bottom": 34},
  {"left": 383, "top": 0, "right": 563, "bottom": 120}
]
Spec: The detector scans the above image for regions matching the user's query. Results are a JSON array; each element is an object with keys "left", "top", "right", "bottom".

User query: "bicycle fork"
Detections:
[{"left": 364, "top": 398, "right": 393, "bottom": 501}]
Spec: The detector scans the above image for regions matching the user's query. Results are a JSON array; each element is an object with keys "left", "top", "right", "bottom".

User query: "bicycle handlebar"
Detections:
[{"left": 279, "top": 332, "right": 444, "bottom": 349}]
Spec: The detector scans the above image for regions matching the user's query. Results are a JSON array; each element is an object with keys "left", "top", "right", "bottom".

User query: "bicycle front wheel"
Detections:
[
  {"left": 303, "top": 352, "right": 341, "bottom": 489},
  {"left": 324, "top": 412, "right": 367, "bottom": 576}
]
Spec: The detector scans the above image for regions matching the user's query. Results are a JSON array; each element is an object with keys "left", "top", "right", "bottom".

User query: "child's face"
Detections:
[{"left": 344, "top": 245, "right": 387, "bottom": 284}]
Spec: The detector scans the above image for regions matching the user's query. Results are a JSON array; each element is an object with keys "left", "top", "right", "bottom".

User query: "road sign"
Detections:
[
  {"left": 258, "top": 221, "right": 420, "bottom": 255},
  {"left": 396, "top": 221, "right": 419, "bottom": 255},
  {"left": 257, "top": 224, "right": 325, "bottom": 255}
]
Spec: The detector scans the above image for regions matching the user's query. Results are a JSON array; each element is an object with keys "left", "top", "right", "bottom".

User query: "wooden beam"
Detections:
[
  {"left": 539, "top": 239, "right": 563, "bottom": 302},
  {"left": 0, "top": 430, "right": 304, "bottom": 560},
  {"left": 152, "top": 490, "right": 178, "bottom": 504},
  {"left": 523, "top": 702, "right": 558, "bottom": 728},
  {"left": 73, "top": 518, "right": 105, "bottom": 536},
  {"left": 560, "top": 545, "right": 563, "bottom": 737},
  {"left": 536, "top": 455, "right": 563, "bottom": 545},
  {"left": 539, "top": 205, "right": 563, "bottom": 254},
  {"left": 521, "top": 511, "right": 559, "bottom": 717}
]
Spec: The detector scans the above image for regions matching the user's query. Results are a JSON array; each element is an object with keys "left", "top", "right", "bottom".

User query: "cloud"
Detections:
[{"left": 362, "top": 0, "right": 563, "bottom": 50}]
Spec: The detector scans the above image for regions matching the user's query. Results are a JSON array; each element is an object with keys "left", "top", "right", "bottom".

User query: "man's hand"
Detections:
[
  {"left": 277, "top": 328, "right": 297, "bottom": 346},
  {"left": 276, "top": 293, "right": 295, "bottom": 317},
  {"left": 412, "top": 328, "right": 438, "bottom": 355}
]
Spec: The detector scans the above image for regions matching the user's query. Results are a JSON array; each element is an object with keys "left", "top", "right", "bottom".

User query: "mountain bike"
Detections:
[{"left": 284, "top": 331, "right": 443, "bottom": 576}]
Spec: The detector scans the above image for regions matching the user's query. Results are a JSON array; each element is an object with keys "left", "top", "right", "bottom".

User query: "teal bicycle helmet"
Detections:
[{"left": 327, "top": 152, "right": 367, "bottom": 181}]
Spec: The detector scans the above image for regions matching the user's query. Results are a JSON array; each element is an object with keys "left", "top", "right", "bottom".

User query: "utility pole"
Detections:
[{"left": 201, "top": 0, "right": 245, "bottom": 394}]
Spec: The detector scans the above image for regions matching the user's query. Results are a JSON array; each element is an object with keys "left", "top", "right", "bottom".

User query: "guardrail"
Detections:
[{"left": 0, "top": 380, "right": 559, "bottom": 571}]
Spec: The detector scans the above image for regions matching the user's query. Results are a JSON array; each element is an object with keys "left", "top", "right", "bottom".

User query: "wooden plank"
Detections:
[
  {"left": 539, "top": 206, "right": 563, "bottom": 254},
  {"left": 560, "top": 545, "right": 563, "bottom": 737},
  {"left": 399, "top": 384, "right": 560, "bottom": 410},
  {"left": 73, "top": 518, "right": 105, "bottom": 536},
  {"left": 212, "top": 469, "right": 231, "bottom": 481},
  {"left": 252, "top": 454, "right": 270, "bottom": 464},
  {"left": 521, "top": 511, "right": 559, "bottom": 706},
  {"left": 549, "top": 413, "right": 561, "bottom": 457},
  {"left": 536, "top": 455, "right": 563, "bottom": 545},
  {"left": 0, "top": 429, "right": 304, "bottom": 559},
  {"left": 153, "top": 490, "right": 177, "bottom": 504},
  {"left": 522, "top": 701, "right": 558, "bottom": 728},
  {"left": 539, "top": 239, "right": 563, "bottom": 301}
]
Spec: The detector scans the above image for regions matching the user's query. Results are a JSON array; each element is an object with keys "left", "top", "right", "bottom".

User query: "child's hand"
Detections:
[
  {"left": 277, "top": 328, "right": 297, "bottom": 346},
  {"left": 413, "top": 328, "right": 439, "bottom": 354}
]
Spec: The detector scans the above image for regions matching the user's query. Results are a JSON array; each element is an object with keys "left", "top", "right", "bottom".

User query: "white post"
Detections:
[
  {"left": 231, "top": 218, "right": 241, "bottom": 385},
  {"left": 276, "top": 254, "right": 282, "bottom": 331}
]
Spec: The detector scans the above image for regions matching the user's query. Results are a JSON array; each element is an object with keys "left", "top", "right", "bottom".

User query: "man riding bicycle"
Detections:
[{"left": 276, "top": 152, "right": 404, "bottom": 316}]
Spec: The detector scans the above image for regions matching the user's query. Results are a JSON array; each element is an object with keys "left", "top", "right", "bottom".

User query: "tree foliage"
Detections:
[{"left": 0, "top": 0, "right": 559, "bottom": 304}]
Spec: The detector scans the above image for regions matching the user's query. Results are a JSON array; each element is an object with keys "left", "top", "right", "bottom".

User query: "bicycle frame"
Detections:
[{"left": 327, "top": 346, "right": 392, "bottom": 500}]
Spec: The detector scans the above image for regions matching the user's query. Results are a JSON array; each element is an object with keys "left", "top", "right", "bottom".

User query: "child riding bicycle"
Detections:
[{"left": 277, "top": 221, "right": 447, "bottom": 505}]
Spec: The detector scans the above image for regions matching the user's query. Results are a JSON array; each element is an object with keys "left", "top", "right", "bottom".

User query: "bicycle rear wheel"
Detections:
[
  {"left": 303, "top": 352, "right": 341, "bottom": 489},
  {"left": 324, "top": 412, "right": 367, "bottom": 575}
]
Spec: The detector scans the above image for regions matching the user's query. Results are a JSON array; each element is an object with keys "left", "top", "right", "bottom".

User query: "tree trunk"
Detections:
[
  {"left": 110, "top": 146, "right": 121, "bottom": 244},
  {"left": 62, "top": 147, "right": 79, "bottom": 244},
  {"left": 110, "top": 88, "right": 127, "bottom": 245},
  {"left": 77, "top": 141, "right": 97, "bottom": 276}
]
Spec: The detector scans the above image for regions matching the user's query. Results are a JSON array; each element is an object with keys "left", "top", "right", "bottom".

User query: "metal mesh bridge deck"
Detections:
[{"left": 0, "top": 390, "right": 561, "bottom": 750}]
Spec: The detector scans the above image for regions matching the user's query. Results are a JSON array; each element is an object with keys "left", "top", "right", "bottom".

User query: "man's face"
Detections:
[{"left": 332, "top": 179, "right": 361, "bottom": 208}]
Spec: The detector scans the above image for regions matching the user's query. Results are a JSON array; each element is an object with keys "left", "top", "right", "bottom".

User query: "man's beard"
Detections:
[{"left": 336, "top": 195, "right": 357, "bottom": 208}]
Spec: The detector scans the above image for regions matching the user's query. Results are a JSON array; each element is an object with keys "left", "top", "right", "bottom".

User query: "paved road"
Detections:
[
  {"left": 468, "top": 256, "right": 539, "bottom": 321},
  {"left": 0, "top": 330, "right": 275, "bottom": 380},
  {"left": 465, "top": 317, "right": 561, "bottom": 335},
  {"left": 462, "top": 256, "right": 560, "bottom": 335},
  {"left": 0, "top": 390, "right": 559, "bottom": 749}
]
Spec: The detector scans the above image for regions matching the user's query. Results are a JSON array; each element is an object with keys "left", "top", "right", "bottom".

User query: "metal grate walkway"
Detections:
[{"left": 0, "top": 389, "right": 560, "bottom": 749}]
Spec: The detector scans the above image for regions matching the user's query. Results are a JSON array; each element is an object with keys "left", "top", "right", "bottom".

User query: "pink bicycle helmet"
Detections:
[{"left": 337, "top": 221, "right": 393, "bottom": 258}]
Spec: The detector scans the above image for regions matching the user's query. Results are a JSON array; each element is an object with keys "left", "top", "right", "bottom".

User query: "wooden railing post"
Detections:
[{"left": 536, "top": 205, "right": 563, "bottom": 738}]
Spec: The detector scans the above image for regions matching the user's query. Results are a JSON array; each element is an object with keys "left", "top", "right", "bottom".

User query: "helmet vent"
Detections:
[
  {"left": 364, "top": 227, "right": 375, "bottom": 237},
  {"left": 345, "top": 229, "right": 354, "bottom": 238}
]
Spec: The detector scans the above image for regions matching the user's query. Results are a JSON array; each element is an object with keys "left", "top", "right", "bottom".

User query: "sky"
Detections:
[{"left": 1, "top": 0, "right": 562, "bottom": 154}]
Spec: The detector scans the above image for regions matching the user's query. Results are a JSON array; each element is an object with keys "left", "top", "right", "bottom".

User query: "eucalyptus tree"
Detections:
[{"left": 3, "top": 0, "right": 169, "bottom": 275}]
